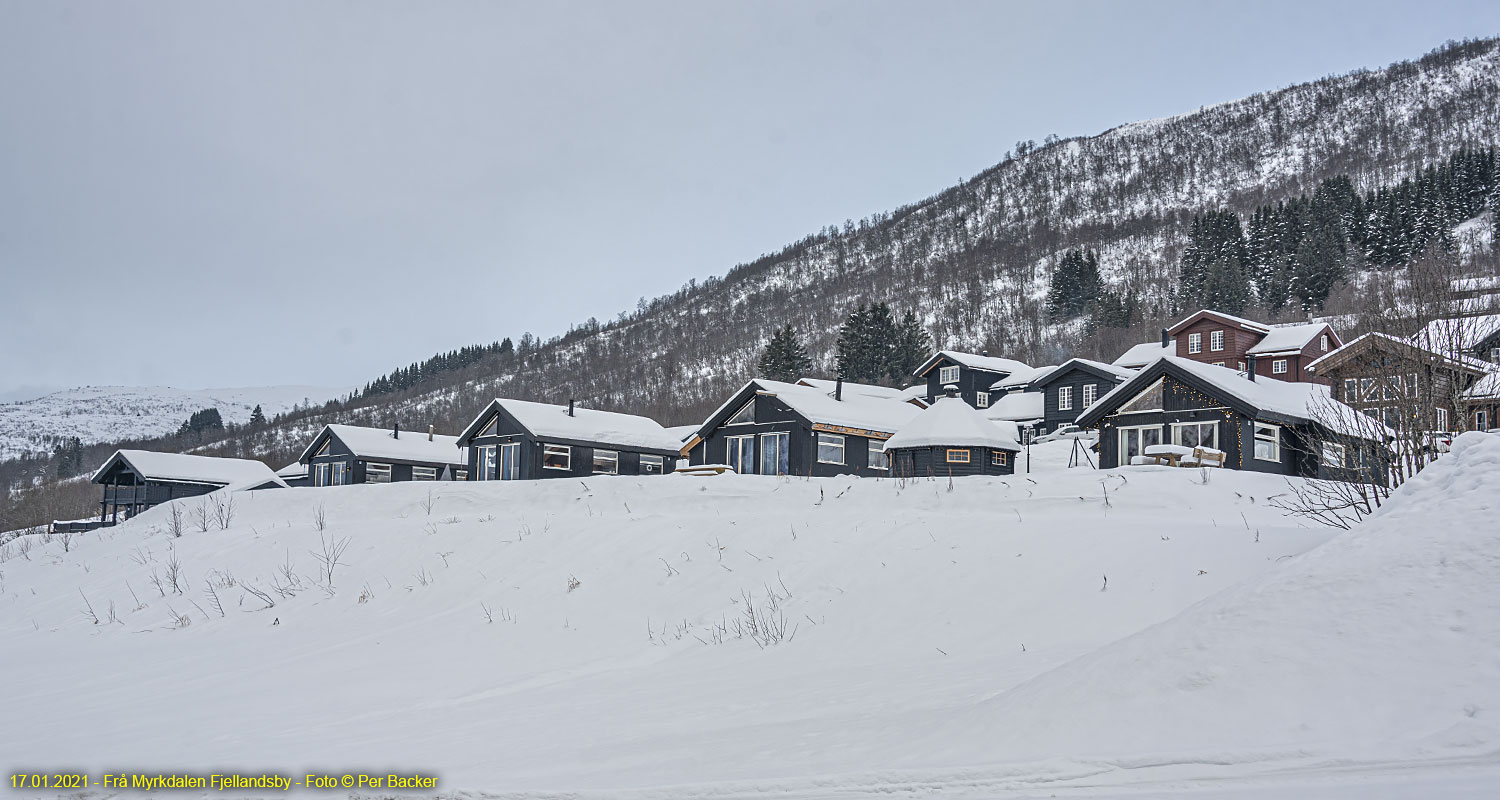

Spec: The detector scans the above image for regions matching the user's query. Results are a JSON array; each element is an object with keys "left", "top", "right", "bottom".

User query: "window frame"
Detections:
[
  {"left": 475, "top": 444, "right": 497, "bottom": 481},
  {"left": 313, "top": 463, "right": 331, "bottom": 486},
  {"left": 1117, "top": 424, "right": 1163, "bottom": 462},
  {"left": 1320, "top": 334, "right": 1330, "bottom": 352},
  {"left": 1187, "top": 332, "right": 1202, "bottom": 354},
  {"left": 945, "top": 448, "right": 971, "bottom": 464},
  {"left": 726, "top": 400, "right": 755, "bottom": 425},
  {"left": 1436, "top": 407, "right": 1449, "bottom": 432},
  {"left": 867, "top": 439, "right": 888, "bottom": 471},
  {"left": 1407, "top": 372, "right": 1418, "bottom": 398},
  {"left": 364, "top": 462, "right": 392, "bottom": 483},
  {"left": 1082, "top": 383, "right": 1097, "bottom": 408},
  {"left": 1170, "top": 421, "right": 1218, "bottom": 450},
  {"left": 1253, "top": 423, "right": 1280, "bottom": 462},
  {"left": 816, "top": 433, "right": 846, "bottom": 465},
  {"left": 938, "top": 365, "right": 960, "bottom": 385},
  {"left": 726, "top": 434, "right": 755, "bottom": 474},
  {"left": 1343, "top": 379, "right": 1358, "bottom": 403},
  {"left": 412, "top": 465, "right": 437, "bottom": 481},
  {"left": 592, "top": 449, "right": 618, "bottom": 475},
  {"left": 975, "top": 391, "right": 989, "bottom": 409},
  {"left": 1272, "top": 359, "right": 1288, "bottom": 374},
  {"left": 542, "top": 444, "right": 571, "bottom": 471},
  {"left": 1057, "top": 385, "right": 1073, "bottom": 411},
  {"left": 1210, "top": 330, "right": 1224, "bottom": 352},
  {"left": 991, "top": 451, "right": 1008, "bottom": 467},
  {"left": 455, "top": 468, "right": 468, "bottom": 481},
  {"left": 640, "top": 454, "right": 665, "bottom": 475},
  {"left": 1321, "top": 441, "right": 1346, "bottom": 469}
]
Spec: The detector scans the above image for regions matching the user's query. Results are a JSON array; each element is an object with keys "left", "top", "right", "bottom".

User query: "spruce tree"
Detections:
[
  {"left": 249, "top": 404, "right": 266, "bottom": 427},
  {"left": 888, "top": 311, "right": 931, "bottom": 385},
  {"left": 757, "top": 325, "right": 813, "bottom": 382}
]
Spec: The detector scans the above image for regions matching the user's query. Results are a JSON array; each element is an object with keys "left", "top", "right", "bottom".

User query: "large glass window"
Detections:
[
  {"left": 1171, "top": 421, "right": 1218, "bottom": 449},
  {"left": 641, "top": 454, "right": 665, "bottom": 475},
  {"left": 499, "top": 443, "right": 520, "bottom": 480},
  {"left": 592, "top": 449, "right": 618, "bottom": 475},
  {"left": 332, "top": 462, "right": 348, "bottom": 485},
  {"left": 726, "top": 435, "right": 755, "bottom": 474},
  {"left": 1120, "top": 379, "right": 1165, "bottom": 414},
  {"left": 1118, "top": 426, "right": 1162, "bottom": 462},
  {"left": 542, "top": 444, "right": 571, "bottom": 471},
  {"left": 867, "top": 439, "right": 888, "bottom": 471},
  {"left": 313, "top": 463, "right": 331, "bottom": 486},
  {"left": 727, "top": 400, "right": 755, "bottom": 425},
  {"left": 1253, "top": 424, "right": 1280, "bottom": 461},
  {"left": 475, "top": 445, "right": 497, "bottom": 481},
  {"left": 817, "top": 433, "right": 845, "bottom": 464},
  {"left": 759, "top": 432, "right": 789, "bottom": 475}
]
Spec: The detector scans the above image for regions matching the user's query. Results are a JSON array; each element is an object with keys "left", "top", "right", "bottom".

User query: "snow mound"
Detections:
[{"left": 918, "top": 431, "right": 1500, "bottom": 768}]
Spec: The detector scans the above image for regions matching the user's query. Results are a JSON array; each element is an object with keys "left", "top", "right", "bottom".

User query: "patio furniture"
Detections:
[{"left": 1143, "top": 443, "right": 1194, "bottom": 467}]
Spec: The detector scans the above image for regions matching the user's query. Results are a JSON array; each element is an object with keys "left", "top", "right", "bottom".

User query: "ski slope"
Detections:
[{"left": 1, "top": 438, "right": 1497, "bottom": 798}]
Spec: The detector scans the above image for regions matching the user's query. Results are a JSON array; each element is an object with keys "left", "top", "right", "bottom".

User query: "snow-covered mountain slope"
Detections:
[
  {"left": 4, "top": 440, "right": 1496, "bottom": 797},
  {"left": 0, "top": 385, "right": 349, "bottom": 460}
]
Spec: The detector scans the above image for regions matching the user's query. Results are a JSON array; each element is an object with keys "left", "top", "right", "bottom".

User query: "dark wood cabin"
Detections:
[
  {"left": 913, "top": 351, "right": 1031, "bottom": 410},
  {"left": 1076, "top": 356, "right": 1389, "bottom": 484},
  {"left": 883, "top": 394, "right": 1021, "bottom": 478},
  {"left": 1032, "top": 358, "right": 1135, "bottom": 433},
  {"left": 91, "top": 450, "right": 284, "bottom": 525},
  {"left": 683, "top": 379, "right": 921, "bottom": 477},
  {"left": 458, "top": 399, "right": 681, "bottom": 481},
  {"left": 1306, "top": 331, "right": 1492, "bottom": 435},
  {"left": 299, "top": 424, "right": 468, "bottom": 486}
]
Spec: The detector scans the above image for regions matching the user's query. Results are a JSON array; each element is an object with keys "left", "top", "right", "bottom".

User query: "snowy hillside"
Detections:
[
  {"left": 4, "top": 439, "right": 1498, "bottom": 797},
  {"left": 0, "top": 385, "right": 349, "bottom": 460}
]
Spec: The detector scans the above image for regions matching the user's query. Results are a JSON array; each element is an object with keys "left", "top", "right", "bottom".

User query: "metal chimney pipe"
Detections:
[
  {"left": 834, "top": 378, "right": 843, "bottom": 401},
  {"left": 428, "top": 424, "right": 434, "bottom": 442},
  {"left": 1161, "top": 328, "right": 1170, "bottom": 348},
  {"left": 568, "top": 399, "right": 575, "bottom": 417},
  {"left": 393, "top": 423, "right": 399, "bottom": 439},
  {"left": 1246, "top": 354, "right": 1257, "bottom": 382}
]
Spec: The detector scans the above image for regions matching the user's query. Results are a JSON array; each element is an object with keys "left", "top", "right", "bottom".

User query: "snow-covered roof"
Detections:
[
  {"left": 1167, "top": 309, "right": 1270, "bottom": 335},
  {"left": 1038, "top": 358, "right": 1136, "bottom": 384},
  {"left": 1463, "top": 370, "right": 1500, "bottom": 400},
  {"left": 1410, "top": 314, "right": 1500, "bottom": 353},
  {"left": 884, "top": 396, "right": 1021, "bottom": 452},
  {"left": 795, "top": 378, "right": 913, "bottom": 402},
  {"left": 990, "top": 365, "right": 1058, "bottom": 392},
  {"left": 1246, "top": 322, "right": 1337, "bottom": 356},
  {"left": 1083, "top": 356, "right": 1389, "bottom": 440},
  {"left": 91, "top": 450, "right": 281, "bottom": 487},
  {"left": 1112, "top": 340, "right": 1174, "bottom": 369},
  {"left": 467, "top": 399, "right": 682, "bottom": 454},
  {"left": 701, "top": 379, "right": 923, "bottom": 437},
  {"left": 915, "top": 350, "right": 1031, "bottom": 378},
  {"left": 983, "top": 391, "right": 1044, "bottom": 422},
  {"left": 301, "top": 424, "right": 466, "bottom": 466},
  {"left": 896, "top": 384, "right": 930, "bottom": 406},
  {"left": 276, "top": 462, "right": 307, "bottom": 478},
  {"left": 663, "top": 424, "right": 700, "bottom": 443},
  {"left": 1307, "top": 331, "right": 1496, "bottom": 375}
]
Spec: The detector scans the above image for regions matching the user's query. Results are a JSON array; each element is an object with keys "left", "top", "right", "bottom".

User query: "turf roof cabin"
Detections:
[
  {"left": 883, "top": 390, "right": 1022, "bottom": 477},
  {"left": 300, "top": 424, "right": 468, "bottom": 486},
  {"left": 1076, "top": 356, "right": 1389, "bottom": 484},
  {"left": 683, "top": 378, "right": 923, "bottom": 477},
  {"left": 91, "top": 450, "right": 285, "bottom": 525},
  {"left": 914, "top": 350, "right": 1031, "bottom": 410},
  {"left": 458, "top": 399, "right": 682, "bottom": 480}
]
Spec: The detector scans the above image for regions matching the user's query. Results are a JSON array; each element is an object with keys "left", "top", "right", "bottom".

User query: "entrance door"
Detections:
[
  {"left": 499, "top": 443, "right": 521, "bottom": 480},
  {"left": 726, "top": 435, "right": 755, "bottom": 474},
  {"left": 1117, "top": 426, "right": 1162, "bottom": 463},
  {"left": 759, "top": 432, "right": 788, "bottom": 475}
]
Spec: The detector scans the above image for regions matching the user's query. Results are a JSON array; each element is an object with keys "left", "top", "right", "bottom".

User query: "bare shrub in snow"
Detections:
[
  {"left": 566, "top": 575, "right": 581, "bottom": 593},
  {"left": 203, "top": 581, "right": 226, "bottom": 617},
  {"left": 212, "top": 495, "right": 236, "bottom": 530},
  {"left": 420, "top": 490, "right": 436, "bottom": 516},
  {"left": 79, "top": 588, "right": 99, "bottom": 625},
  {"left": 733, "top": 586, "right": 796, "bottom": 648},
  {"left": 312, "top": 503, "right": 327, "bottom": 532},
  {"left": 166, "top": 503, "right": 185, "bottom": 538},
  {"left": 193, "top": 500, "right": 211, "bottom": 533},
  {"left": 57, "top": 532, "right": 73, "bottom": 552},
  {"left": 164, "top": 546, "right": 185, "bottom": 595},
  {"left": 241, "top": 582, "right": 276, "bottom": 610},
  {"left": 311, "top": 533, "right": 351, "bottom": 588},
  {"left": 17, "top": 538, "right": 33, "bottom": 561}
]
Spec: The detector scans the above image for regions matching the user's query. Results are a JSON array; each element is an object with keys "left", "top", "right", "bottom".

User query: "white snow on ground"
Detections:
[
  {"left": 0, "top": 384, "right": 350, "bottom": 460},
  {"left": 0, "top": 438, "right": 1497, "bottom": 798}
]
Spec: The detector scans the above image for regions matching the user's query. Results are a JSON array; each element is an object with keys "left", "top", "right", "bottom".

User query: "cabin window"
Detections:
[
  {"left": 1253, "top": 424, "right": 1280, "bottom": 462},
  {"left": 1321, "top": 441, "right": 1346, "bottom": 468},
  {"left": 1171, "top": 421, "right": 1218, "bottom": 450},
  {"left": 1057, "top": 385, "right": 1073, "bottom": 411},
  {"left": 1343, "top": 379, "right": 1358, "bottom": 403},
  {"left": 938, "top": 365, "right": 960, "bottom": 385},
  {"left": 641, "top": 454, "right": 665, "bottom": 475},
  {"left": 1359, "top": 377, "right": 1377, "bottom": 401},
  {"left": 1477, "top": 410, "right": 1489, "bottom": 431},
  {"left": 1117, "top": 425, "right": 1162, "bottom": 462},
  {"left": 332, "top": 462, "right": 348, "bottom": 485},
  {"left": 726, "top": 435, "right": 755, "bottom": 474},
  {"left": 1407, "top": 373, "right": 1418, "bottom": 398},
  {"left": 727, "top": 400, "right": 755, "bottom": 425},
  {"left": 455, "top": 469, "right": 468, "bottom": 481},
  {"left": 1212, "top": 361, "right": 1225, "bottom": 367},
  {"left": 314, "top": 440, "right": 331, "bottom": 457},
  {"left": 478, "top": 415, "right": 500, "bottom": 437},
  {"left": 313, "top": 463, "right": 331, "bottom": 486},
  {"left": 868, "top": 439, "right": 888, "bottom": 470},
  {"left": 759, "top": 432, "right": 789, "bottom": 475},
  {"left": 1436, "top": 407, "right": 1449, "bottom": 431},
  {"left": 592, "top": 450, "right": 618, "bottom": 475},
  {"left": 1492, "top": 347, "right": 1500, "bottom": 364},
  {"left": 1188, "top": 333, "right": 1202, "bottom": 354},
  {"left": 1272, "top": 359, "right": 1288, "bottom": 374},
  {"left": 1120, "top": 378, "right": 1165, "bottom": 414},
  {"left": 542, "top": 444, "right": 571, "bottom": 471},
  {"left": 1383, "top": 406, "right": 1403, "bottom": 430},
  {"left": 1238, "top": 361, "right": 1246, "bottom": 372},
  {"left": 412, "top": 466, "right": 437, "bottom": 481},
  {"left": 817, "top": 433, "right": 846, "bottom": 464},
  {"left": 975, "top": 391, "right": 989, "bottom": 408},
  {"left": 499, "top": 443, "right": 520, "bottom": 480},
  {"left": 1382, "top": 375, "right": 1401, "bottom": 401},
  {"left": 991, "top": 451, "right": 1008, "bottom": 467},
  {"left": 1210, "top": 330, "right": 1224, "bottom": 351},
  {"left": 365, "top": 462, "right": 392, "bottom": 483},
  {"left": 475, "top": 445, "right": 496, "bottom": 480},
  {"left": 1320, "top": 334, "right": 1330, "bottom": 352},
  {"left": 946, "top": 448, "right": 970, "bottom": 464},
  {"left": 1082, "top": 384, "right": 1097, "bottom": 408}
]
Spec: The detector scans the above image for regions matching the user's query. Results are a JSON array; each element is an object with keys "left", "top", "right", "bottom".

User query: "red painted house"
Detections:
[{"left": 1165, "top": 310, "right": 1341, "bottom": 384}]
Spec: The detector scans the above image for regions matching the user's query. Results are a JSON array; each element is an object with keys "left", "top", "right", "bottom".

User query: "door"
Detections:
[
  {"left": 759, "top": 432, "right": 788, "bottom": 475},
  {"left": 726, "top": 435, "right": 755, "bottom": 474},
  {"left": 332, "top": 461, "right": 348, "bottom": 485},
  {"left": 1117, "top": 426, "right": 1162, "bottom": 463},
  {"left": 499, "top": 443, "right": 521, "bottom": 480},
  {"left": 475, "top": 445, "right": 496, "bottom": 481}
]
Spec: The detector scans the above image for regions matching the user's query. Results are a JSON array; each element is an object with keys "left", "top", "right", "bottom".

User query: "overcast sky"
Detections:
[{"left": 2, "top": 1, "right": 1498, "bottom": 402}]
